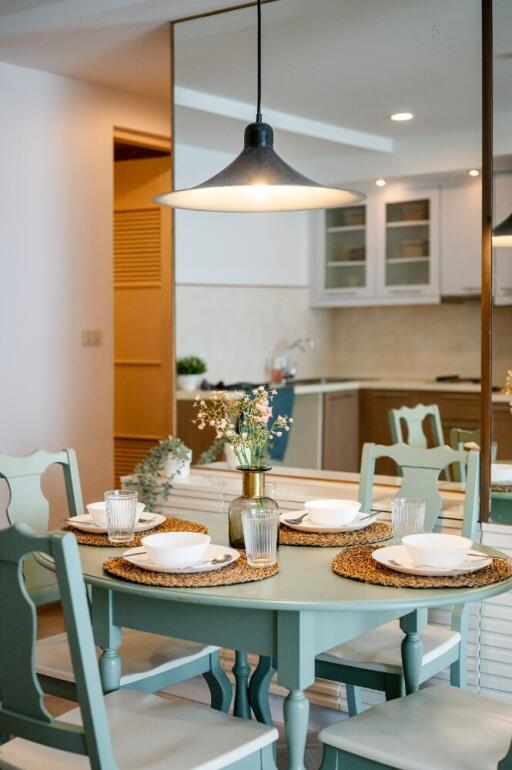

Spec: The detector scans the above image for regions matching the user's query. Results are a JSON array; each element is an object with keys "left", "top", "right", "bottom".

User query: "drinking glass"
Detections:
[
  {"left": 391, "top": 498, "right": 426, "bottom": 546},
  {"left": 104, "top": 489, "right": 138, "bottom": 545},
  {"left": 241, "top": 507, "right": 279, "bottom": 568}
]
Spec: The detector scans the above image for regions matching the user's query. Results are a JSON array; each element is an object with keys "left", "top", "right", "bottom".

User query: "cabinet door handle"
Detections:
[
  {"left": 462, "top": 286, "right": 480, "bottom": 293},
  {"left": 498, "top": 288, "right": 512, "bottom": 295},
  {"left": 388, "top": 288, "right": 423, "bottom": 296}
]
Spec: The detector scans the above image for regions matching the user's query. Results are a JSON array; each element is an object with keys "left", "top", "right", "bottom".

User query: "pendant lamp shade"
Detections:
[
  {"left": 155, "top": 122, "right": 364, "bottom": 212},
  {"left": 493, "top": 212, "right": 512, "bottom": 248}
]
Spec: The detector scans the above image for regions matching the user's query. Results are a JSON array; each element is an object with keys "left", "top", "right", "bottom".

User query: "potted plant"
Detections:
[
  {"left": 131, "top": 436, "right": 191, "bottom": 510},
  {"left": 176, "top": 356, "right": 207, "bottom": 392},
  {"left": 193, "top": 387, "right": 292, "bottom": 547}
]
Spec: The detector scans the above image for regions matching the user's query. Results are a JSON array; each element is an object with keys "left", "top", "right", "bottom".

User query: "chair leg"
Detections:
[
  {"left": 346, "top": 684, "right": 363, "bottom": 716},
  {"left": 248, "top": 656, "right": 276, "bottom": 725},
  {"left": 202, "top": 651, "right": 232, "bottom": 712},
  {"left": 319, "top": 745, "right": 340, "bottom": 770},
  {"left": 384, "top": 674, "right": 404, "bottom": 701},
  {"left": 450, "top": 655, "right": 467, "bottom": 688}
]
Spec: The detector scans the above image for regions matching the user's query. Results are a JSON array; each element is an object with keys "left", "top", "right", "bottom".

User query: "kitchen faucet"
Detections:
[{"left": 279, "top": 338, "right": 315, "bottom": 382}]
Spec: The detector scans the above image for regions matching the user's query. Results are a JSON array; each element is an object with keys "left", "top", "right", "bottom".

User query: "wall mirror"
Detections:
[
  {"left": 172, "top": 0, "right": 508, "bottom": 513},
  {"left": 491, "top": 0, "right": 512, "bottom": 523}
]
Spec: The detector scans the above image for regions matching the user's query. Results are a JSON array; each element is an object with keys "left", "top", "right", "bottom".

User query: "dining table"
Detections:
[{"left": 38, "top": 512, "right": 512, "bottom": 770}]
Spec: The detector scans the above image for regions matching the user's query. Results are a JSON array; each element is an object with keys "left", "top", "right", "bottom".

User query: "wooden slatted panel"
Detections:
[
  {"left": 114, "top": 437, "right": 158, "bottom": 487},
  {"left": 114, "top": 209, "right": 161, "bottom": 284}
]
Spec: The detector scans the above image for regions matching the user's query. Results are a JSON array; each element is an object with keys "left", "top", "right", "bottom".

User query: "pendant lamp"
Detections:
[
  {"left": 493, "top": 213, "right": 512, "bottom": 247},
  {"left": 155, "top": 0, "right": 365, "bottom": 213}
]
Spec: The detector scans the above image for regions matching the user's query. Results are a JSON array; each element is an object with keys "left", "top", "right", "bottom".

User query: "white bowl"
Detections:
[
  {"left": 87, "top": 501, "right": 145, "bottom": 528},
  {"left": 304, "top": 499, "right": 361, "bottom": 526},
  {"left": 142, "top": 532, "right": 211, "bottom": 568},
  {"left": 492, "top": 463, "right": 512, "bottom": 486},
  {"left": 402, "top": 533, "right": 472, "bottom": 569}
]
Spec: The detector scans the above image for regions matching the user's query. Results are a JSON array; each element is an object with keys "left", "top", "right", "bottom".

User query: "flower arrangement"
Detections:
[
  {"left": 131, "top": 436, "right": 190, "bottom": 510},
  {"left": 193, "top": 386, "right": 293, "bottom": 469},
  {"left": 503, "top": 370, "right": 512, "bottom": 413}
]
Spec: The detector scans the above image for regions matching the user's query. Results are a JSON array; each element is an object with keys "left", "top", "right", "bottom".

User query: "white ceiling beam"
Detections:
[{"left": 175, "top": 86, "right": 393, "bottom": 153}]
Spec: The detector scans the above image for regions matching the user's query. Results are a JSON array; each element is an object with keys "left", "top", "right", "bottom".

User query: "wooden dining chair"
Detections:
[
  {"left": 318, "top": 683, "right": 512, "bottom": 770},
  {"left": 0, "top": 449, "right": 231, "bottom": 709},
  {"left": 389, "top": 403, "right": 450, "bottom": 480},
  {"left": 0, "top": 523, "right": 278, "bottom": 770},
  {"left": 450, "top": 427, "right": 481, "bottom": 482},
  {"left": 315, "top": 442, "right": 480, "bottom": 716}
]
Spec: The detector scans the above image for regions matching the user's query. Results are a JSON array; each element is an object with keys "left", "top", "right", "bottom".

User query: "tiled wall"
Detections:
[{"left": 176, "top": 286, "right": 512, "bottom": 387}]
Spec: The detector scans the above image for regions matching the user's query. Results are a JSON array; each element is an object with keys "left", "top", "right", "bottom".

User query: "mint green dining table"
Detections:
[{"left": 38, "top": 513, "right": 512, "bottom": 770}]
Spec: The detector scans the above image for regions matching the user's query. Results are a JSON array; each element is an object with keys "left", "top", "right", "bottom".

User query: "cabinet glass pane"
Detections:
[
  {"left": 324, "top": 205, "right": 367, "bottom": 290},
  {"left": 385, "top": 199, "right": 430, "bottom": 286},
  {"left": 326, "top": 264, "right": 365, "bottom": 289}
]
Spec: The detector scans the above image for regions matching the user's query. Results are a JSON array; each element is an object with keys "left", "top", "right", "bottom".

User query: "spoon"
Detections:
[
  {"left": 64, "top": 514, "right": 158, "bottom": 527},
  {"left": 201, "top": 553, "right": 232, "bottom": 567},
  {"left": 284, "top": 510, "right": 378, "bottom": 526}
]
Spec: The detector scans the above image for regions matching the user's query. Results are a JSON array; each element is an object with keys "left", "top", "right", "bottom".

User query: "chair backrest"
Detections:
[
  {"left": 358, "top": 442, "right": 480, "bottom": 538},
  {"left": 389, "top": 403, "right": 449, "bottom": 481},
  {"left": 449, "top": 428, "right": 481, "bottom": 482},
  {"left": 0, "top": 523, "right": 117, "bottom": 769},
  {"left": 0, "top": 449, "right": 84, "bottom": 605}
]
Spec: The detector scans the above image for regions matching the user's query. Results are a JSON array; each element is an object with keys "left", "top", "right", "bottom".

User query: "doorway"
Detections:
[{"left": 113, "top": 129, "right": 174, "bottom": 485}]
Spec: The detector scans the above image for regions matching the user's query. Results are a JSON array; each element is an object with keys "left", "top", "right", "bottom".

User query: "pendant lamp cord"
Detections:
[{"left": 256, "top": 0, "right": 262, "bottom": 122}]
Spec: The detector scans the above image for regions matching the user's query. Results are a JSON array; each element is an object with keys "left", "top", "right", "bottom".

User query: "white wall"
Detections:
[{"left": 0, "top": 60, "right": 170, "bottom": 509}]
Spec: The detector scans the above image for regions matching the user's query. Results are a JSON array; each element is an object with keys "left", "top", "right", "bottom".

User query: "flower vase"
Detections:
[{"left": 227, "top": 467, "right": 279, "bottom": 549}]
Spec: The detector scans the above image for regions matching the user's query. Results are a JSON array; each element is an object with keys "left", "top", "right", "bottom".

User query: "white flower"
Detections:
[{"left": 276, "top": 431, "right": 283, "bottom": 437}]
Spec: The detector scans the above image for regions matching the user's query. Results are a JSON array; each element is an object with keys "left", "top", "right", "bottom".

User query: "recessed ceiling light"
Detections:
[
  {"left": 468, "top": 169, "right": 480, "bottom": 177},
  {"left": 375, "top": 179, "right": 387, "bottom": 187},
  {"left": 390, "top": 112, "right": 414, "bottom": 122}
]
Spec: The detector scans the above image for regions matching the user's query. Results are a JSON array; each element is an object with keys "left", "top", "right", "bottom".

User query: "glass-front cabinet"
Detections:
[
  {"left": 310, "top": 202, "right": 376, "bottom": 306},
  {"left": 310, "top": 187, "right": 440, "bottom": 307},
  {"left": 377, "top": 191, "right": 440, "bottom": 302}
]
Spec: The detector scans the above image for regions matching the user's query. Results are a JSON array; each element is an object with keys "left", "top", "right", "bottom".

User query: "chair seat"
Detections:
[
  {"left": 317, "top": 621, "right": 460, "bottom": 674},
  {"left": 319, "top": 684, "right": 512, "bottom": 770},
  {"left": 0, "top": 688, "right": 278, "bottom": 770},
  {"left": 36, "top": 631, "right": 218, "bottom": 686}
]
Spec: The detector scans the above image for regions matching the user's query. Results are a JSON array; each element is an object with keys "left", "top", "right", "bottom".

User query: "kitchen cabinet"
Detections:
[
  {"left": 310, "top": 201, "right": 376, "bottom": 306},
  {"left": 310, "top": 187, "right": 440, "bottom": 307},
  {"left": 440, "top": 181, "right": 482, "bottom": 296},
  {"left": 494, "top": 173, "right": 512, "bottom": 306},
  {"left": 322, "top": 390, "right": 359, "bottom": 472}
]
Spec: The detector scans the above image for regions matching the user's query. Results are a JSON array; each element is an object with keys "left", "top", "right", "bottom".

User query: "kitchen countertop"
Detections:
[{"left": 177, "top": 379, "right": 511, "bottom": 403}]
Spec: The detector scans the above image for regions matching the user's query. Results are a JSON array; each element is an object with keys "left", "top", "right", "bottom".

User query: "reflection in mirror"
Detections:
[
  {"left": 174, "top": 0, "right": 486, "bottom": 480},
  {"left": 491, "top": 0, "right": 512, "bottom": 523}
]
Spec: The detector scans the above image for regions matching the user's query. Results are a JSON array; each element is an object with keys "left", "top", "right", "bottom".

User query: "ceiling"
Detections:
[{"left": 2, "top": 0, "right": 512, "bottom": 182}]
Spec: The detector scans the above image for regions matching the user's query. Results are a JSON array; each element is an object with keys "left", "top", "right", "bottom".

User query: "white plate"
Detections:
[
  {"left": 68, "top": 513, "right": 166, "bottom": 534},
  {"left": 372, "top": 545, "right": 491, "bottom": 577},
  {"left": 279, "top": 510, "right": 376, "bottom": 534},
  {"left": 122, "top": 544, "right": 240, "bottom": 574}
]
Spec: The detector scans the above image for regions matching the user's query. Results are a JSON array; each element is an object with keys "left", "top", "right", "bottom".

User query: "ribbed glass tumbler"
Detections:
[
  {"left": 391, "top": 497, "right": 426, "bottom": 546},
  {"left": 104, "top": 489, "right": 137, "bottom": 545},
  {"left": 241, "top": 507, "right": 279, "bottom": 568}
]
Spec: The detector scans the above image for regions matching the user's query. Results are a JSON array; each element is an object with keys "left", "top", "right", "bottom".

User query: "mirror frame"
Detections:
[{"left": 170, "top": 0, "right": 494, "bottom": 521}]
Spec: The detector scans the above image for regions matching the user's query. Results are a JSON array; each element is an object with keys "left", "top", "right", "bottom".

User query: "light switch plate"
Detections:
[{"left": 82, "top": 329, "right": 102, "bottom": 346}]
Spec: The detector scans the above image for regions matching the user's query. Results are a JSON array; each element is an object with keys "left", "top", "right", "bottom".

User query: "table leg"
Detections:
[
  {"left": 233, "top": 650, "right": 251, "bottom": 719},
  {"left": 400, "top": 610, "right": 426, "bottom": 694},
  {"left": 283, "top": 690, "right": 309, "bottom": 770},
  {"left": 91, "top": 588, "right": 122, "bottom": 693}
]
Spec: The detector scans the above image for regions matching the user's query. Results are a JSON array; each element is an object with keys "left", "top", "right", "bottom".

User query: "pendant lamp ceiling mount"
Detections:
[{"left": 155, "top": 0, "right": 365, "bottom": 213}]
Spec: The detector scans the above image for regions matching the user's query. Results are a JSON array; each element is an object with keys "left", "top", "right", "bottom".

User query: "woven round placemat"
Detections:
[
  {"left": 103, "top": 552, "right": 278, "bottom": 587},
  {"left": 62, "top": 517, "right": 207, "bottom": 547},
  {"left": 278, "top": 521, "right": 392, "bottom": 548},
  {"left": 331, "top": 545, "right": 512, "bottom": 589}
]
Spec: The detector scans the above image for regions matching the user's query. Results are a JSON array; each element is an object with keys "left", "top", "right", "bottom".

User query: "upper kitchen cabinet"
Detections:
[
  {"left": 310, "top": 187, "right": 440, "bottom": 307},
  {"left": 309, "top": 201, "right": 377, "bottom": 306},
  {"left": 440, "top": 181, "right": 482, "bottom": 297},
  {"left": 376, "top": 190, "right": 440, "bottom": 304},
  {"left": 494, "top": 173, "right": 512, "bottom": 306}
]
